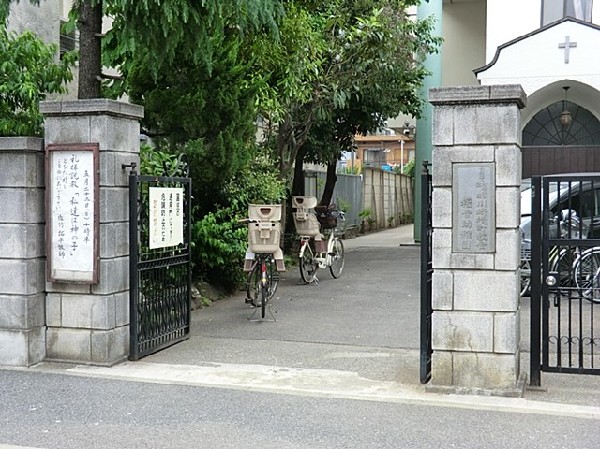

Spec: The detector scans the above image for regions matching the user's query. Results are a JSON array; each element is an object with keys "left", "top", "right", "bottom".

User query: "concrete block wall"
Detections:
[
  {"left": 429, "top": 85, "right": 526, "bottom": 392},
  {"left": 41, "top": 99, "right": 142, "bottom": 366},
  {"left": 0, "top": 137, "right": 47, "bottom": 366}
]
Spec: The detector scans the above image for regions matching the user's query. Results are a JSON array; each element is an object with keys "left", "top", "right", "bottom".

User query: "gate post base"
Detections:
[{"left": 426, "top": 372, "right": 527, "bottom": 398}]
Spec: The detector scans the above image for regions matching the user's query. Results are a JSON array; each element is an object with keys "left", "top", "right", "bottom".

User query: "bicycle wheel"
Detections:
[
  {"left": 266, "top": 256, "right": 279, "bottom": 299},
  {"left": 575, "top": 248, "right": 600, "bottom": 303},
  {"left": 519, "top": 259, "right": 531, "bottom": 297},
  {"left": 299, "top": 240, "right": 318, "bottom": 283},
  {"left": 261, "top": 275, "right": 268, "bottom": 318},
  {"left": 329, "top": 238, "right": 345, "bottom": 278},
  {"left": 246, "top": 263, "right": 260, "bottom": 307},
  {"left": 550, "top": 247, "right": 576, "bottom": 288},
  {"left": 247, "top": 258, "right": 279, "bottom": 306}
]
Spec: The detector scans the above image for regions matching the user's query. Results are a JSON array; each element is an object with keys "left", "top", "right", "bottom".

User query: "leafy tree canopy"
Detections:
[
  {"left": 253, "top": 0, "right": 442, "bottom": 186},
  {"left": 0, "top": 7, "right": 75, "bottom": 136}
]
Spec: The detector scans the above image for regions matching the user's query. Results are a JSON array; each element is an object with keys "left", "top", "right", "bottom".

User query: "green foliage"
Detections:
[
  {"left": 140, "top": 144, "right": 188, "bottom": 177},
  {"left": 337, "top": 198, "right": 351, "bottom": 213},
  {"left": 339, "top": 165, "right": 361, "bottom": 175},
  {"left": 192, "top": 207, "right": 249, "bottom": 291},
  {"left": 103, "top": 0, "right": 283, "bottom": 95},
  {"left": 359, "top": 209, "right": 372, "bottom": 219},
  {"left": 0, "top": 26, "right": 75, "bottom": 136},
  {"left": 402, "top": 159, "right": 416, "bottom": 178},
  {"left": 192, "top": 149, "right": 286, "bottom": 290}
]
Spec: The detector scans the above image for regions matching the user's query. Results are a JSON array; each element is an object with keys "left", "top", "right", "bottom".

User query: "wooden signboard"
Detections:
[{"left": 46, "top": 143, "right": 99, "bottom": 283}]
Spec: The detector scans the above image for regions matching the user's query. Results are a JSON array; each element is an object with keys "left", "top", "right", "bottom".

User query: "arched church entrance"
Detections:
[{"left": 522, "top": 98, "right": 600, "bottom": 178}]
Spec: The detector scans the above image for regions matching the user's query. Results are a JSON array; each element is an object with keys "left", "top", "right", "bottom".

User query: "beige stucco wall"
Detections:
[{"left": 442, "top": 0, "right": 486, "bottom": 87}]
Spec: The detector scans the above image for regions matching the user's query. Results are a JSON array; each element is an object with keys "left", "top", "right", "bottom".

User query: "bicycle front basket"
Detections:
[{"left": 315, "top": 207, "right": 338, "bottom": 229}]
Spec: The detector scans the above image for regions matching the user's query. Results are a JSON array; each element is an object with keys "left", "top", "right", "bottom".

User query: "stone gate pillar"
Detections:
[
  {"left": 41, "top": 99, "right": 143, "bottom": 365},
  {"left": 429, "top": 85, "right": 526, "bottom": 394},
  {"left": 0, "top": 137, "right": 46, "bottom": 366}
]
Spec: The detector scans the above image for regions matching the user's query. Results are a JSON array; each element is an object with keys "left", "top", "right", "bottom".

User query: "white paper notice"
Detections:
[{"left": 149, "top": 187, "right": 184, "bottom": 249}]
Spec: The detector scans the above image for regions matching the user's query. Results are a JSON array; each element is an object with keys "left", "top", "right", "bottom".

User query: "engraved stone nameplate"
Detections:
[{"left": 452, "top": 163, "right": 495, "bottom": 253}]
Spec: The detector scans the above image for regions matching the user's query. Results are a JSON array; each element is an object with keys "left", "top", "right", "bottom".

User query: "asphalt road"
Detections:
[{"left": 1, "top": 369, "right": 599, "bottom": 449}]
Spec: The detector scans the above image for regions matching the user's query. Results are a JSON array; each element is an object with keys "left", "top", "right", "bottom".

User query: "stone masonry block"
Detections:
[
  {"left": 61, "top": 295, "right": 116, "bottom": 330},
  {"left": 432, "top": 270, "right": 453, "bottom": 310},
  {"left": 496, "top": 187, "right": 521, "bottom": 229},
  {"left": 449, "top": 253, "right": 494, "bottom": 270},
  {"left": 0, "top": 293, "right": 45, "bottom": 328},
  {"left": 432, "top": 311, "right": 494, "bottom": 352},
  {"left": 46, "top": 281, "right": 92, "bottom": 295},
  {"left": 114, "top": 291, "right": 130, "bottom": 327},
  {"left": 432, "top": 147, "right": 453, "bottom": 187},
  {"left": 115, "top": 152, "right": 140, "bottom": 187},
  {"left": 0, "top": 151, "right": 44, "bottom": 188},
  {"left": 91, "top": 326, "right": 129, "bottom": 365},
  {"left": 99, "top": 151, "right": 116, "bottom": 187},
  {"left": 455, "top": 105, "right": 520, "bottom": 146},
  {"left": 101, "top": 152, "right": 141, "bottom": 188},
  {"left": 90, "top": 115, "right": 141, "bottom": 155},
  {"left": 92, "top": 256, "right": 129, "bottom": 295},
  {"left": 46, "top": 293, "right": 62, "bottom": 327},
  {"left": 0, "top": 224, "right": 45, "bottom": 258},
  {"left": 43, "top": 116, "right": 91, "bottom": 144},
  {"left": 431, "top": 350, "right": 453, "bottom": 386},
  {"left": 454, "top": 271, "right": 519, "bottom": 312},
  {"left": 0, "top": 327, "right": 45, "bottom": 366},
  {"left": 494, "top": 311, "right": 520, "bottom": 354},
  {"left": 41, "top": 99, "right": 143, "bottom": 120},
  {"left": 429, "top": 85, "right": 493, "bottom": 105},
  {"left": 100, "top": 222, "right": 130, "bottom": 259},
  {"left": 432, "top": 107, "right": 454, "bottom": 146},
  {"left": 429, "top": 85, "right": 525, "bottom": 113},
  {"left": 494, "top": 229, "right": 520, "bottom": 271},
  {"left": 0, "top": 137, "right": 43, "bottom": 152},
  {"left": 100, "top": 187, "right": 129, "bottom": 223},
  {"left": 495, "top": 145, "right": 522, "bottom": 187},
  {"left": 432, "top": 188, "right": 451, "bottom": 228},
  {"left": 0, "top": 259, "right": 45, "bottom": 296},
  {"left": 46, "top": 327, "right": 91, "bottom": 362},
  {"left": 0, "top": 188, "right": 44, "bottom": 224},
  {"left": 432, "top": 228, "right": 451, "bottom": 269},
  {"left": 453, "top": 352, "right": 519, "bottom": 389},
  {"left": 432, "top": 146, "right": 495, "bottom": 187},
  {"left": 489, "top": 85, "right": 527, "bottom": 108}
]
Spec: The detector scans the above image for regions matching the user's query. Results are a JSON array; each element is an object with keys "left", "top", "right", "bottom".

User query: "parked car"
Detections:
[{"left": 519, "top": 174, "right": 600, "bottom": 296}]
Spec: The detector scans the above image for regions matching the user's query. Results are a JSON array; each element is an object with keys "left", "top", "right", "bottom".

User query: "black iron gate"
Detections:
[
  {"left": 530, "top": 174, "right": 600, "bottom": 384},
  {"left": 127, "top": 166, "right": 192, "bottom": 361},
  {"left": 420, "top": 161, "right": 433, "bottom": 384}
]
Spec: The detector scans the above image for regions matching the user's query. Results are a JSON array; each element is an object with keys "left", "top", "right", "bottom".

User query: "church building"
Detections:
[{"left": 437, "top": 0, "right": 600, "bottom": 178}]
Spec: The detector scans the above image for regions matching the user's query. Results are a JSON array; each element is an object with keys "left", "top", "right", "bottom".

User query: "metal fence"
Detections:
[{"left": 304, "top": 167, "right": 413, "bottom": 230}]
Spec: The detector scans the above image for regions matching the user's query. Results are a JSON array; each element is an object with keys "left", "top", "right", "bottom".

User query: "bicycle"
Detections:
[
  {"left": 241, "top": 204, "right": 285, "bottom": 320},
  {"left": 291, "top": 196, "right": 345, "bottom": 284}
]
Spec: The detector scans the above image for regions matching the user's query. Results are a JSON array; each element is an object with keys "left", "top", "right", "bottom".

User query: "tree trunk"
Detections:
[
  {"left": 78, "top": 1, "right": 103, "bottom": 99},
  {"left": 320, "top": 159, "right": 337, "bottom": 207},
  {"left": 291, "top": 145, "right": 306, "bottom": 196}
]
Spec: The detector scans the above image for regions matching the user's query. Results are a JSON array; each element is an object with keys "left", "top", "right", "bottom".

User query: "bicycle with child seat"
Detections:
[
  {"left": 240, "top": 204, "right": 283, "bottom": 320},
  {"left": 297, "top": 206, "right": 345, "bottom": 284},
  {"left": 245, "top": 249, "right": 279, "bottom": 320}
]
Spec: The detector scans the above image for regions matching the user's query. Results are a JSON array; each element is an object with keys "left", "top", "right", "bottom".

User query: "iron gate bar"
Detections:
[
  {"left": 532, "top": 174, "right": 600, "bottom": 377},
  {"left": 530, "top": 176, "right": 542, "bottom": 386},
  {"left": 128, "top": 172, "right": 192, "bottom": 361},
  {"left": 420, "top": 161, "right": 433, "bottom": 384}
]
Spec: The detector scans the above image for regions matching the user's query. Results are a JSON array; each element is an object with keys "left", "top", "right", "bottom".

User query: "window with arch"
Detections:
[
  {"left": 522, "top": 101, "right": 600, "bottom": 146},
  {"left": 542, "top": 0, "right": 593, "bottom": 25}
]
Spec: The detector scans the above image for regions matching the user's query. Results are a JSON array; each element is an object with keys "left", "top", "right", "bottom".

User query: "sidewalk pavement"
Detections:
[{"left": 21, "top": 224, "right": 600, "bottom": 419}]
